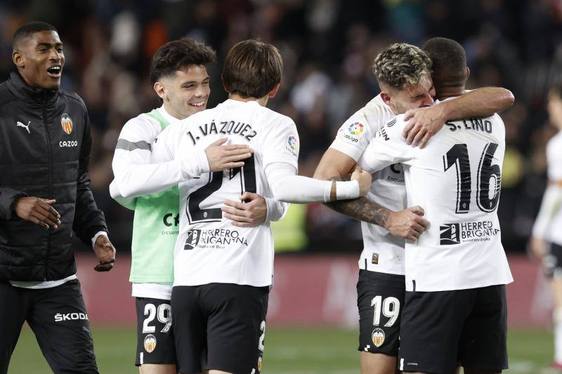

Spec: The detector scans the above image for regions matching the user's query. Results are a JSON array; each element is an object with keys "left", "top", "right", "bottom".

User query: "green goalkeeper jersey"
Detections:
[{"left": 129, "top": 109, "right": 178, "bottom": 284}]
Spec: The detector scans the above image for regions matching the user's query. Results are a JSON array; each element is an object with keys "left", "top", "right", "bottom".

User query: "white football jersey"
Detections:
[
  {"left": 152, "top": 99, "right": 299, "bottom": 287},
  {"left": 544, "top": 132, "right": 562, "bottom": 244},
  {"left": 330, "top": 94, "right": 406, "bottom": 275},
  {"left": 359, "top": 112, "right": 513, "bottom": 292}
]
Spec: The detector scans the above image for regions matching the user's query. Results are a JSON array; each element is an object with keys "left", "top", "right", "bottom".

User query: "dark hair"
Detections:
[
  {"left": 12, "top": 21, "right": 58, "bottom": 49},
  {"left": 423, "top": 37, "right": 467, "bottom": 88},
  {"left": 222, "top": 40, "right": 283, "bottom": 98},
  {"left": 149, "top": 38, "right": 216, "bottom": 83}
]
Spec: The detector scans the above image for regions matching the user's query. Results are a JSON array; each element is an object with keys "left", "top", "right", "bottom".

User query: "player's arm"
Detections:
[
  {"left": 314, "top": 139, "right": 427, "bottom": 241},
  {"left": 267, "top": 162, "right": 370, "bottom": 203},
  {"left": 403, "top": 87, "right": 515, "bottom": 147},
  {"left": 111, "top": 118, "right": 191, "bottom": 199},
  {"left": 111, "top": 121, "right": 252, "bottom": 199},
  {"left": 530, "top": 181, "right": 562, "bottom": 259},
  {"left": 262, "top": 119, "right": 370, "bottom": 203}
]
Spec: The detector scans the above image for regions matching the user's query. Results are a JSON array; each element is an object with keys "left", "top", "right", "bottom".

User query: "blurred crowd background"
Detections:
[{"left": 1, "top": 0, "right": 561, "bottom": 254}]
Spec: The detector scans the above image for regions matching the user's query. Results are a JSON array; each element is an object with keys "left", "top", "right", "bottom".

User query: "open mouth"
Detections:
[{"left": 47, "top": 65, "right": 62, "bottom": 78}]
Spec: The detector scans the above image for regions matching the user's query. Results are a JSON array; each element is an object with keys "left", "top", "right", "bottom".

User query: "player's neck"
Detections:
[
  {"left": 436, "top": 86, "right": 465, "bottom": 100},
  {"left": 229, "top": 93, "right": 269, "bottom": 107}
]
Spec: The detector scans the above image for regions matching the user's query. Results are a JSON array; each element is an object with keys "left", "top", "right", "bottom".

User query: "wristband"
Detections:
[{"left": 334, "top": 180, "right": 360, "bottom": 200}]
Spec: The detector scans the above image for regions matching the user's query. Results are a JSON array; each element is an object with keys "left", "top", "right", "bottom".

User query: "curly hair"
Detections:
[
  {"left": 372, "top": 43, "right": 432, "bottom": 89},
  {"left": 150, "top": 38, "right": 216, "bottom": 83}
]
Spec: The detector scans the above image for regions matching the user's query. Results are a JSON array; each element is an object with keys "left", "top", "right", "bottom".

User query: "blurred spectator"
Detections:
[{"left": 1, "top": 0, "right": 559, "bottom": 253}]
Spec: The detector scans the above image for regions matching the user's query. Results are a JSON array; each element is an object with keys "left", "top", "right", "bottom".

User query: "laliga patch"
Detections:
[
  {"left": 257, "top": 356, "right": 263, "bottom": 371},
  {"left": 144, "top": 334, "right": 157, "bottom": 353},
  {"left": 61, "top": 113, "right": 73, "bottom": 135},
  {"left": 286, "top": 135, "right": 299, "bottom": 157},
  {"left": 371, "top": 327, "right": 385, "bottom": 347},
  {"left": 348, "top": 122, "right": 365, "bottom": 137}
]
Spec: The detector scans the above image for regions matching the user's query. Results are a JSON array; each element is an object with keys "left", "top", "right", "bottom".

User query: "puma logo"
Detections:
[{"left": 17, "top": 121, "right": 31, "bottom": 134}]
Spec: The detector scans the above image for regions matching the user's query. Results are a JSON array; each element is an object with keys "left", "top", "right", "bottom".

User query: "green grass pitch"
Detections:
[{"left": 8, "top": 326, "right": 558, "bottom": 373}]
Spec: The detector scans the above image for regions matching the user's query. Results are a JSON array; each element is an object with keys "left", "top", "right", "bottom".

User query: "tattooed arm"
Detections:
[{"left": 314, "top": 148, "right": 428, "bottom": 241}]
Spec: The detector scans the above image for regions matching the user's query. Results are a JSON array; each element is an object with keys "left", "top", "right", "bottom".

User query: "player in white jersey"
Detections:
[
  {"left": 530, "top": 81, "right": 562, "bottom": 370},
  {"left": 110, "top": 39, "right": 286, "bottom": 374},
  {"left": 119, "top": 40, "right": 371, "bottom": 374},
  {"left": 314, "top": 43, "right": 514, "bottom": 374},
  {"left": 358, "top": 37, "right": 513, "bottom": 374}
]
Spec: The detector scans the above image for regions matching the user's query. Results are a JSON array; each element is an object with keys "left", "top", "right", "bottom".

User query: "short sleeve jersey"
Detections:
[
  {"left": 359, "top": 112, "right": 513, "bottom": 292},
  {"left": 152, "top": 99, "right": 299, "bottom": 287},
  {"left": 330, "top": 94, "right": 406, "bottom": 275}
]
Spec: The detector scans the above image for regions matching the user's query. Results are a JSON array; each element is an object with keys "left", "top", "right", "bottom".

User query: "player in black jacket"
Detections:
[{"left": 0, "top": 22, "right": 116, "bottom": 374}]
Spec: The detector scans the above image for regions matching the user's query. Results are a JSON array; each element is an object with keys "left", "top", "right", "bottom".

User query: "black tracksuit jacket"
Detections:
[{"left": 0, "top": 72, "right": 107, "bottom": 281}]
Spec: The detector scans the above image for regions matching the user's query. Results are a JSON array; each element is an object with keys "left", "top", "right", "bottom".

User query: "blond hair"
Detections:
[{"left": 372, "top": 43, "right": 432, "bottom": 89}]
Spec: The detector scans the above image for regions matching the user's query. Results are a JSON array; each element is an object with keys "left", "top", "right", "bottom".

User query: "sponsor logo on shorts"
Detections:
[
  {"left": 440, "top": 220, "right": 500, "bottom": 245},
  {"left": 54, "top": 312, "right": 89, "bottom": 322},
  {"left": 144, "top": 334, "right": 157, "bottom": 353},
  {"left": 371, "top": 327, "right": 385, "bottom": 347},
  {"left": 184, "top": 228, "right": 248, "bottom": 250}
]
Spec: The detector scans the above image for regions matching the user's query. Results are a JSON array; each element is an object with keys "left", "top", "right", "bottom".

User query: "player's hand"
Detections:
[
  {"left": 385, "top": 206, "right": 429, "bottom": 241},
  {"left": 93, "top": 234, "right": 116, "bottom": 272},
  {"left": 402, "top": 105, "right": 446, "bottom": 148},
  {"left": 529, "top": 236, "right": 548, "bottom": 260},
  {"left": 350, "top": 166, "right": 372, "bottom": 196},
  {"left": 14, "top": 196, "right": 61, "bottom": 230},
  {"left": 205, "top": 138, "right": 253, "bottom": 172},
  {"left": 222, "top": 192, "right": 267, "bottom": 227}
]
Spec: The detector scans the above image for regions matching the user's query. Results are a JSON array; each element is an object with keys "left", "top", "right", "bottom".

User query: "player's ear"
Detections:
[
  {"left": 268, "top": 83, "right": 281, "bottom": 99},
  {"left": 465, "top": 66, "right": 470, "bottom": 81},
  {"left": 380, "top": 92, "right": 392, "bottom": 106},
  {"left": 153, "top": 81, "right": 166, "bottom": 100},
  {"left": 12, "top": 50, "right": 24, "bottom": 69}
]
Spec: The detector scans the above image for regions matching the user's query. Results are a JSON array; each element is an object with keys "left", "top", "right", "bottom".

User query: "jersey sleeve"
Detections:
[
  {"left": 262, "top": 117, "right": 300, "bottom": 170},
  {"left": 329, "top": 112, "right": 373, "bottom": 161},
  {"left": 358, "top": 115, "right": 416, "bottom": 173},
  {"left": 111, "top": 118, "right": 186, "bottom": 199}
]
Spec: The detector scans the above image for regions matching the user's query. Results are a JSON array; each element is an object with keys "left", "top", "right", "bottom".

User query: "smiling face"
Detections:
[
  {"left": 12, "top": 30, "right": 64, "bottom": 90},
  {"left": 154, "top": 65, "right": 211, "bottom": 119}
]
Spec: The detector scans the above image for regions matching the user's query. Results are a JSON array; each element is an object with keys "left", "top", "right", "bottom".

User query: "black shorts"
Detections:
[
  {"left": 172, "top": 283, "right": 269, "bottom": 374},
  {"left": 135, "top": 297, "right": 175, "bottom": 366},
  {"left": 544, "top": 242, "right": 562, "bottom": 278},
  {"left": 356, "top": 270, "right": 404, "bottom": 356},
  {"left": 399, "top": 285, "right": 508, "bottom": 374},
  {"left": 0, "top": 279, "right": 97, "bottom": 374}
]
